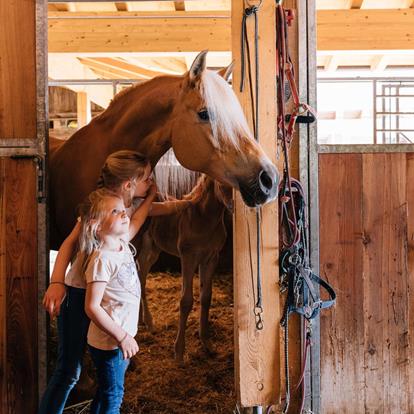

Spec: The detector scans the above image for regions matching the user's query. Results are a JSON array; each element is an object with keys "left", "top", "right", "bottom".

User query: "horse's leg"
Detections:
[
  {"left": 174, "top": 254, "right": 198, "bottom": 364},
  {"left": 199, "top": 253, "right": 219, "bottom": 355},
  {"left": 137, "top": 233, "right": 160, "bottom": 332}
]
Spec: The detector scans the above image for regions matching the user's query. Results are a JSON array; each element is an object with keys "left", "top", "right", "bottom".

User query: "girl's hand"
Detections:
[
  {"left": 119, "top": 333, "right": 139, "bottom": 359},
  {"left": 43, "top": 283, "right": 66, "bottom": 319}
]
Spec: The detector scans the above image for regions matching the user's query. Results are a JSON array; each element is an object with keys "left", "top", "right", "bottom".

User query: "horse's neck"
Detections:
[
  {"left": 68, "top": 76, "right": 182, "bottom": 164},
  {"left": 197, "top": 180, "right": 226, "bottom": 217}
]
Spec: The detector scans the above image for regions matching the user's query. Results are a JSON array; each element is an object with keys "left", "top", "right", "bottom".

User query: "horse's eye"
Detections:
[{"left": 198, "top": 110, "right": 210, "bottom": 121}]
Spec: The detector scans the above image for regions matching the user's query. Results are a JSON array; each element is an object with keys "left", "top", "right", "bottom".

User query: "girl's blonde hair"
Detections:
[
  {"left": 97, "top": 150, "right": 150, "bottom": 190},
  {"left": 77, "top": 188, "right": 120, "bottom": 271}
]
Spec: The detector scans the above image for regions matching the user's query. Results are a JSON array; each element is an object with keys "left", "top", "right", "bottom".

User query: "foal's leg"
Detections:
[
  {"left": 137, "top": 234, "right": 160, "bottom": 332},
  {"left": 174, "top": 254, "right": 198, "bottom": 363},
  {"left": 199, "top": 253, "right": 219, "bottom": 355}
]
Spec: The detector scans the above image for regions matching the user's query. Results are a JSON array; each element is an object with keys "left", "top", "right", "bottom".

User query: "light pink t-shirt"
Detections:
[{"left": 85, "top": 240, "right": 141, "bottom": 351}]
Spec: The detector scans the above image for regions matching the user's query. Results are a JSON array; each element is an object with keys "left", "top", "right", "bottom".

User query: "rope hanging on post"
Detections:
[{"left": 240, "top": 0, "right": 264, "bottom": 331}]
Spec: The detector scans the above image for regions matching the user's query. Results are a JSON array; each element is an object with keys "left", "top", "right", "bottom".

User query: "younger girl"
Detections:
[
  {"left": 82, "top": 187, "right": 155, "bottom": 413},
  {"left": 40, "top": 150, "right": 189, "bottom": 414}
]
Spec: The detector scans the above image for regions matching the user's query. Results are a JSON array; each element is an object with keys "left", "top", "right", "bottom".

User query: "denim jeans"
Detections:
[
  {"left": 39, "top": 286, "right": 89, "bottom": 414},
  {"left": 89, "top": 346, "right": 130, "bottom": 414}
]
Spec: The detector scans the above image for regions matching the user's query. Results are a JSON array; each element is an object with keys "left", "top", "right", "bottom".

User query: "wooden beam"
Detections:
[
  {"left": 77, "top": 91, "right": 91, "bottom": 128},
  {"left": 174, "top": 1, "right": 186, "bottom": 11},
  {"left": 232, "top": 0, "right": 280, "bottom": 409},
  {"left": 350, "top": 0, "right": 364, "bottom": 8},
  {"left": 48, "top": 11, "right": 230, "bottom": 53},
  {"left": 370, "top": 55, "right": 388, "bottom": 71},
  {"left": 115, "top": 2, "right": 129, "bottom": 12},
  {"left": 324, "top": 55, "right": 339, "bottom": 71},
  {"left": 79, "top": 57, "right": 171, "bottom": 78},
  {"left": 48, "top": 9, "right": 414, "bottom": 52},
  {"left": 318, "top": 9, "right": 414, "bottom": 50}
]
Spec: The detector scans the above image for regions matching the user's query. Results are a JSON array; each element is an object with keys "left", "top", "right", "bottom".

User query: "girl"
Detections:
[
  {"left": 40, "top": 150, "right": 190, "bottom": 414},
  {"left": 82, "top": 187, "right": 154, "bottom": 413}
]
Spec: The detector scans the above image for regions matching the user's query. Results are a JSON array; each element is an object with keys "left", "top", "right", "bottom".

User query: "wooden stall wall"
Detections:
[
  {"left": 0, "top": 159, "right": 38, "bottom": 414},
  {"left": 319, "top": 152, "right": 413, "bottom": 414},
  {"left": 0, "top": 0, "right": 46, "bottom": 412}
]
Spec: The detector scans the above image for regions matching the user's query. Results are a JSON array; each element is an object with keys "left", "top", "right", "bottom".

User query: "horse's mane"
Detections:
[
  {"left": 182, "top": 175, "right": 212, "bottom": 203},
  {"left": 201, "top": 70, "right": 253, "bottom": 150},
  {"left": 95, "top": 69, "right": 252, "bottom": 152}
]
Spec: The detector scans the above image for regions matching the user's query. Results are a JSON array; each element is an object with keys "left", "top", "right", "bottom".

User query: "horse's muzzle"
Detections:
[{"left": 238, "top": 166, "right": 279, "bottom": 207}]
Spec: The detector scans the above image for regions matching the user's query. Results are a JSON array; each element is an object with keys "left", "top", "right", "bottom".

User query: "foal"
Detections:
[{"left": 137, "top": 175, "right": 232, "bottom": 362}]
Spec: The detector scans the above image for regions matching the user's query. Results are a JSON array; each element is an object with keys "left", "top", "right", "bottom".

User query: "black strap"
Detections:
[{"left": 286, "top": 269, "right": 336, "bottom": 320}]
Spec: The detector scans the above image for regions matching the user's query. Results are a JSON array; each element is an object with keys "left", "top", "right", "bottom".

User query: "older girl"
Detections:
[{"left": 40, "top": 150, "right": 189, "bottom": 414}]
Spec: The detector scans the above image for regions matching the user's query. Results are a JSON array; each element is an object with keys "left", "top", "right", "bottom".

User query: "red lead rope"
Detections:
[{"left": 275, "top": 4, "right": 317, "bottom": 414}]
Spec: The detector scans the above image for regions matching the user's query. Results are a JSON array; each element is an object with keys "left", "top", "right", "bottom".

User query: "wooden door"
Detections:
[
  {"left": 0, "top": 0, "right": 47, "bottom": 412},
  {"left": 319, "top": 151, "right": 414, "bottom": 413}
]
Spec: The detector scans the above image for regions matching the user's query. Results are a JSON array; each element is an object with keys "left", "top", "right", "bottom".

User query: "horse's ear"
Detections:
[
  {"left": 188, "top": 50, "right": 208, "bottom": 86},
  {"left": 217, "top": 60, "right": 234, "bottom": 83}
]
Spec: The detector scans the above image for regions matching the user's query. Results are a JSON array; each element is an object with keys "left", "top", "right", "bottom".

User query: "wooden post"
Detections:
[
  {"left": 77, "top": 91, "right": 91, "bottom": 128},
  {"left": 0, "top": 0, "right": 47, "bottom": 412},
  {"left": 232, "top": 0, "right": 281, "bottom": 408}
]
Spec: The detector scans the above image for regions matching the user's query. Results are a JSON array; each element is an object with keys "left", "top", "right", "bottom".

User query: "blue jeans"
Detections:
[
  {"left": 89, "top": 346, "right": 129, "bottom": 414},
  {"left": 39, "top": 286, "right": 89, "bottom": 414}
]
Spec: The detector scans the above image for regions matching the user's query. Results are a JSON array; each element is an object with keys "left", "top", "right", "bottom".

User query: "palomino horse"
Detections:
[
  {"left": 49, "top": 51, "right": 279, "bottom": 249},
  {"left": 138, "top": 174, "right": 232, "bottom": 362}
]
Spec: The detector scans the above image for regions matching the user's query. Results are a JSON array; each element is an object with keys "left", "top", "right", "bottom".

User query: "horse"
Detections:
[
  {"left": 49, "top": 50, "right": 279, "bottom": 250},
  {"left": 137, "top": 174, "right": 232, "bottom": 363}
]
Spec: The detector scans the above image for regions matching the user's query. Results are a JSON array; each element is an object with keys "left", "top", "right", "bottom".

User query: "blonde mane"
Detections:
[{"left": 201, "top": 70, "right": 253, "bottom": 150}]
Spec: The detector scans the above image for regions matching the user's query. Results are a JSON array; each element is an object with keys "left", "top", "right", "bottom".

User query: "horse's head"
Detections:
[{"left": 170, "top": 51, "right": 279, "bottom": 207}]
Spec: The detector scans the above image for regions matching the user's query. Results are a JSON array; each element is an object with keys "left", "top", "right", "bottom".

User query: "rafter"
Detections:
[
  {"left": 324, "top": 55, "right": 339, "bottom": 71},
  {"left": 349, "top": 0, "right": 364, "bottom": 8},
  {"left": 115, "top": 2, "right": 129, "bottom": 12},
  {"left": 48, "top": 9, "right": 414, "bottom": 53},
  {"left": 174, "top": 2, "right": 186, "bottom": 11},
  {"left": 370, "top": 55, "right": 388, "bottom": 71},
  {"left": 77, "top": 57, "right": 170, "bottom": 79},
  {"left": 48, "top": 11, "right": 230, "bottom": 53}
]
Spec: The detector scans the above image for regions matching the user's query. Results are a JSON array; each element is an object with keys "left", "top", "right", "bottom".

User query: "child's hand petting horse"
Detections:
[{"left": 119, "top": 333, "right": 139, "bottom": 360}]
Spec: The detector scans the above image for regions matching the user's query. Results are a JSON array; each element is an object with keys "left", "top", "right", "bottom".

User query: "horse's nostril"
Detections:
[{"left": 259, "top": 170, "right": 273, "bottom": 194}]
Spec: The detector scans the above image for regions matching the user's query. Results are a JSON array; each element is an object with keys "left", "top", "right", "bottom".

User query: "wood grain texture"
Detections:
[
  {"left": 0, "top": 0, "right": 36, "bottom": 138},
  {"left": 319, "top": 152, "right": 413, "bottom": 413},
  {"left": 319, "top": 153, "right": 365, "bottom": 414},
  {"left": 0, "top": 158, "right": 38, "bottom": 413},
  {"left": 232, "top": 0, "right": 280, "bottom": 407}
]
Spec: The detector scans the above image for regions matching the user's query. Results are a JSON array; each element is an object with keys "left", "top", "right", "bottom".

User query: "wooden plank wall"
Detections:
[
  {"left": 0, "top": 0, "right": 42, "bottom": 412},
  {"left": 0, "top": 1, "right": 36, "bottom": 138},
  {"left": 319, "top": 152, "right": 413, "bottom": 413},
  {"left": 0, "top": 159, "right": 38, "bottom": 414}
]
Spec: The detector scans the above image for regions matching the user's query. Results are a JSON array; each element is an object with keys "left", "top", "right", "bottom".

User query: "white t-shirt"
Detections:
[
  {"left": 85, "top": 240, "right": 141, "bottom": 351},
  {"left": 65, "top": 253, "right": 85, "bottom": 288},
  {"left": 64, "top": 199, "right": 143, "bottom": 289}
]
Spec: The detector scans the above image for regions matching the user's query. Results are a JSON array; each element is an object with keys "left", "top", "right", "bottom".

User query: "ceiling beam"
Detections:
[
  {"left": 370, "top": 55, "right": 388, "bottom": 71},
  {"left": 115, "top": 3, "right": 129, "bottom": 11},
  {"left": 48, "top": 11, "right": 230, "bottom": 53},
  {"left": 324, "top": 55, "right": 339, "bottom": 71},
  {"left": 317, "top": 9, "right": 414, "bottom": 50},
  {"left": 349, "top": 0, "right": 364, "bottom": 8},
  {"left": 48, "top": 9, "right": 414, "bottom": 53},
  {"left": 174, "top": 1, "right": 186, "bottom": 11}
]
